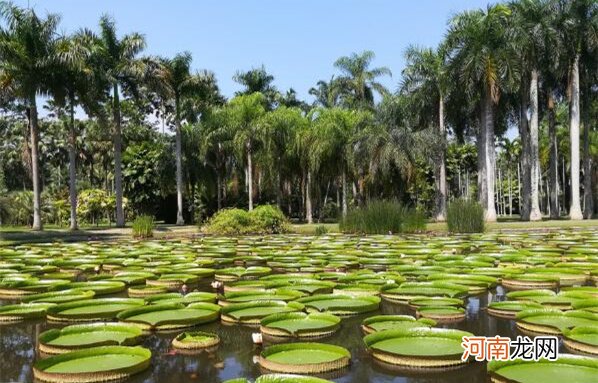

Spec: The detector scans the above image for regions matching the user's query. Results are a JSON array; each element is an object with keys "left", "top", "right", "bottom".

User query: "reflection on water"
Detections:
[{"left": 0, "top": 289, "right": 524, "bottom": 383}]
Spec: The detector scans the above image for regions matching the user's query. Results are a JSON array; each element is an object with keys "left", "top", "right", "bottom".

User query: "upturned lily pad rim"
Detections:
[
  {"left": 223, "top": 374, "right": 334, "bottom": 383},
  {"left": 222, "top": 301, "right": 304, "bottom": 321}
]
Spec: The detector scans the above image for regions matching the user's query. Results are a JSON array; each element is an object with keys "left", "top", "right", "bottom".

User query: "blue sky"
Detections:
[{"left": 18, "top": 0, "right": 491, "bottom": 102}]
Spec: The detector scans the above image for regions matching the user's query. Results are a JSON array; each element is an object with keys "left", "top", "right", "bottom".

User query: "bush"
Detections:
[
  {"left": 447, "top": 199, "right": 485, "bottom": 233},
  {"left": 314, "top": 225, "right": 329, "bottom": 236},
  {"left": 339, "top": 200, "right": 425, "bottom": 234},
  {"left": 132, "top": 215, "right": 155, "bottom": 238},
  {"left": 203, "top": 205, "right": 290, "bottom": 235}
]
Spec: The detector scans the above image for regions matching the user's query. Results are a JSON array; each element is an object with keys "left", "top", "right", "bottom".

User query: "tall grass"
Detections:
[
  {"left": 339, "top": 200, "right": 425, "bottom": 234},
  {"left": 446, "top": 199, "right": 485, "bottom": 233},
  {"left": 132, "top": 215, "right": 155, "bottom": 238}
]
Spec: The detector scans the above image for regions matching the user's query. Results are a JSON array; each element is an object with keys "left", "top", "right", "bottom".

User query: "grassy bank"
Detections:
[{"left": 2, "top": 218, "right": 598, "bottom": 244}]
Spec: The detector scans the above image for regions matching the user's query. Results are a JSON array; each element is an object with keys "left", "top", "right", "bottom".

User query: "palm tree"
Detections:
[
  {"left": 233, "top": 65, "right": 278, "bottom": 108},
  {"left": 511, "top": 0, "right": 556, "bottom": 221},
  {"left": 0, "top": 2, "right": 61, "bottom": 231},
  {"left": 401, "top": 45, "right": 448, "bottom": 221},
  {"left": 309, "top": 77, "right": 341, "bottom": 108},
  {"left": 261, "top": 106, "right": 306, "bottom": 208},
  {"left": 223, "top": 93, "right": 266, "bottom": 210},
  {"left": 95, "top": 15, "right": 146, "bottom": 227},
  {"left": 311, "top": 107, "right": 370, "bottom": 217},
  {"left": 334, "top": 50, "right": 392, "bottom": 109},
  {"left": 446, "top": 4, "right": 516, "bottom": 222},
  {"left": 149, "top": 52, "right": 207, "bottom": 225},
  {"left": 559, "top": 0, "right": 597, "bottom": 219},
  {"left": 52, "top": 31, "right": 103, "bottom": 231}
]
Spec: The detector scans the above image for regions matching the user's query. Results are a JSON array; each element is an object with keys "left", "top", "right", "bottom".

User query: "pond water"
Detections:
[
  {"left": 1, "top": 232, "right": 595, "bottom": 383},
  {"left": 0, "top": 287, "right": 545, "bottom": 383}
]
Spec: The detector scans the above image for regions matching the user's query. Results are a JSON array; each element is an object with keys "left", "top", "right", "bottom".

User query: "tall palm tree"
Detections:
[
  {"left": 401, "top": 45, "right": 448, "bottom": 221},
  {"left": 0, "top": 2, "right": 61, "bottom": 231},
  {"left": 261, "top": 106, "right": 306, "bottom": 208},
  {"left": 52, "top": 31, "right": 103, "bottom": 230},
  {"left": 311, "top": 107, "right": 370, "bottom": 217},
  {"left": 511, "top": 0, "right": 555, "bottom": 221},
  {"left": 149, "top": 52, "right": 206, "bottom": 225},
  {"left": 446, "top": 4, "right": 516, "bottom": 222},
  {"left": 223, "top": 93, "right": 266, "bottom": 210},
  {"left": 95, "top": 15, "right": 146, "bottom": 227},
  {"left": 334, "top": 50, "right": 392, "bottom": 109},
  {"left": 233, "top": 65, "right": 278, "bottom": 108},
  {"left": 559, "top": 0, "right": 597, "bottom": 219},
  {"left": 309, "top": 77, "right": 341, "bottom": 108}
]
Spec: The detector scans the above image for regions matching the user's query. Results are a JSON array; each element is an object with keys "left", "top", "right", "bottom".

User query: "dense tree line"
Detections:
[{"left": 0, "top": 0, "right": 596, "bottom": 230}]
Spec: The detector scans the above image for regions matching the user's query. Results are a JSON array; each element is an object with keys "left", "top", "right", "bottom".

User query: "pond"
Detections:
[{"left": 0, "top": 231, "right": 597, "bottom": 383}]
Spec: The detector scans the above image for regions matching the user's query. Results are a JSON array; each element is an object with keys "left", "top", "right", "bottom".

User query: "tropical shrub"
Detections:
[
  {"left": 339, "top": 200, "right": 425, "bottom": 234},
  {"left": 203, "top": 205, "right": 290, "bottom": 235},
  {"left": 446, "top": 198, "right": 485, "bottom": 233},
  {"left": 132, "top": 215, "right": 155, "bottom": 238},
  {"left": 77, "top": 189, "right": 117, "bottom": 225}
]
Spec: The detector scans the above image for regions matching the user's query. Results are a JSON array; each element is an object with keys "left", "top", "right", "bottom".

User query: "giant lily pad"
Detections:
[
  {"left": 39, "top": 323, "right": 143, "bottom": 354},
  {"left": 516, "top": 309, "right": 598, "bottom": 335},
  {"left": 364, "top": 327, "right": 473, "bottom": 368},
  {"left": 117, "top": 302, "right": 220, "bottom": 330},
  {"left": 258, "top": 342, "right": 350, "bottom": 374},
  {"left": 361, "top": 315, "right": 435, "bottom": 334},
  {"left": 0, "top": 302, "right": 54, "bottom": 321},
  {"left": 562, "top": 326, "right": 598, "bottom": 356},
  {"left": 221, "top": 301, "right": 304, "bottom": 324},
  {"left": 487, "top": 354, "right": 598, "bottom": 383},
  {"left": 33, "top": 346, "right": 151, "bottom": 383},
  {"left": 297, "top": 294, "right": 380, "bottom": 316},
  {"left": 260, "top": 312, "right": 340, "bottom": 338},
  {"left": 47, "top": 298, "right": 144, "bottom": 322}
]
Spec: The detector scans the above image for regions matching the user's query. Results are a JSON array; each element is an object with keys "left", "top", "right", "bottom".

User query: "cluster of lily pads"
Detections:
[{"left": 0, "top": 230, "right": 597, "bottom": 383}]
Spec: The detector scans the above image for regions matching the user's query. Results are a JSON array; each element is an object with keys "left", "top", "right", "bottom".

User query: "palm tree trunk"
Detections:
[
  {"left": 247, "top": 143, "right": 253, "bottom": 211},
  {"left": 341, "top": 168, "right": 348, "bottom": 218},
  {"left": 517, "top": 163, "right": 522, "bottom": 213},
  {"left": 216, "top": 172, "right": 222, "bottom": 210},
  {"left": 548, "top": 92, "right": 559, "bottom": 219},
  {"left": 435, "top": 95, "right": 447, "bottom": 222},
  {"left": 529, "top": 69, "right": 542, "bottom": 221},
  {"left": 482, "top": 90, "right": 497, "bottom": 222},
  {"left": 68, "top": 93, "right": 78, "bottom": 230},
  {"left": 569, "top": 54, "right": 583, "bottom": 220},
  {"left": 29, "top": 94, "right": 43, "bottom": 231},
  {"left": 582, "top": 71, "right": 593, "bottom": 219},
  {"left": 113, "top": 83, "right": 125, "bottom": 227},
  {"left": 175, "top": 100, "right": 184, "bottom": 225},
  {"left": 305, "top": 169, "right": 313, "bottom": 224},
  {"left": 508, "top": 168, "right": 512, "bottom": 216},
  {"left": 519, "top": 82, "right": 531, "bottom": 221}
]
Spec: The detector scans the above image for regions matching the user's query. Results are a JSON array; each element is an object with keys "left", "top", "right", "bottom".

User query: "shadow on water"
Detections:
[{"left": 0, "top": 289, "right": 523, "bottom": 383}]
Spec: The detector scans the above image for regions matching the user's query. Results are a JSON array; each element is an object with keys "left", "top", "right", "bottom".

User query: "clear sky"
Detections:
[{"left": 16, "top": 0, "right": 491, "bottom": 102}]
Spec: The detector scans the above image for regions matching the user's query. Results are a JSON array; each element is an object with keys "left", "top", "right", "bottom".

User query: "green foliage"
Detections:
[
  {"left": 339, "top": 200, "right": 425, "bottom": 234},
  {"left": 314, "top": 225, "right": 329, "bottom": 236},
  {"left": 132, "top": 215, "right": 154, "bottom": 238},
  {"left": 446, "top": 199, "right": 485, "bottom": 233},
  {"left": 77, "top": 189, "right": 116, "bottom": 225},
  {"left": 204, "top": 205, "right": 290, "bottom": 235},
  {"left": 123, "top": 142, "right": 168, "bottom": 215}
]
